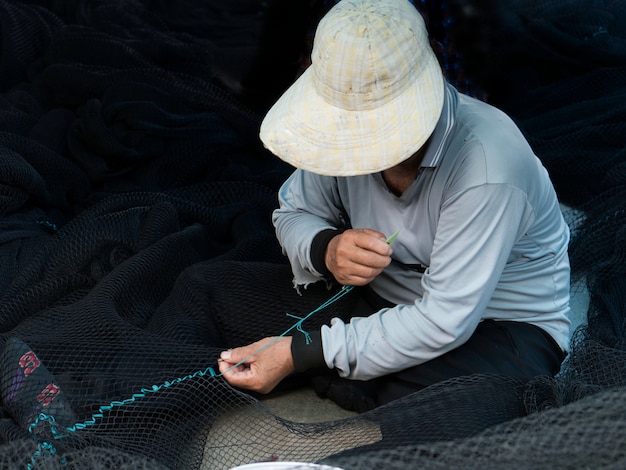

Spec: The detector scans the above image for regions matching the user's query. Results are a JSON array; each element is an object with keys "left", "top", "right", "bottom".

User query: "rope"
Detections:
[{"left": 27, "top": 285, "right": 355, "bottom": 468}]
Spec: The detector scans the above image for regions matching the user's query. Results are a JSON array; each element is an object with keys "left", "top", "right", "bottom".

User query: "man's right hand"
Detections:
[{"left": 325, "top": 228, "right": 392, "bottom": 286}]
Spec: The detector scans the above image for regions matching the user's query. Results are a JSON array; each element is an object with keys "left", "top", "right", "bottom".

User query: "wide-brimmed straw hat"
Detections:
[{"left": 259, "top": 0, "right": 445, "bottom": 176}]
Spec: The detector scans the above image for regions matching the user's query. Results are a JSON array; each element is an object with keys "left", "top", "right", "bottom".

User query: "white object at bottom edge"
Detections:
[{"left": 230, "top": 462, "right": 344, "bottom": 470}]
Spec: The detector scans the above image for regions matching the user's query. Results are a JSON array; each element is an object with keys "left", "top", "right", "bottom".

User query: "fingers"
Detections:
[
  {"left": 325, "top": 229, "right": 393, "bottom": 285},
  {"left": 217, "top": 357, "right": 252, "bottom": 380},
  {"left": 220, "top": 342, "right": 258, "bottom": 365},
  {"left": 218, "top": 353, "right": 256, "bottom": 387},
  {"left": 218, "top": 347, "right": 262, "bottom": 389},
  {"left": 359, "top": 228, "right": 390, "bottom": 249},
  {"left": 349, "top": 228, "right": 394, "bottom": 256},
  {"left": 218, "top": 337, "right": 294, "bottom": 394},
  {"left": 218, "top": 342, "right": 263, "bottom": 384}
]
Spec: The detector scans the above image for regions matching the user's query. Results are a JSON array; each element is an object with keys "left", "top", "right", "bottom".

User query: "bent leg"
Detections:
[
  {"left": 314, "top": 319, "right": 565, "bottom": 413},
  {"left": 376, "top": 319, "right": 566, "bottom": 406}
]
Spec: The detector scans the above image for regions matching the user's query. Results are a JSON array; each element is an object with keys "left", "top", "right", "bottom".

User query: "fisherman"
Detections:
[{"left": 219, "top": 0, "right": 571, "bottom": 412}]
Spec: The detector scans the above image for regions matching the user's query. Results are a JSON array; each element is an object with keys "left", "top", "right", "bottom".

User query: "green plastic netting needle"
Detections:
[{"left": 386, "top": 230, "right": 400, "bottom": 245}]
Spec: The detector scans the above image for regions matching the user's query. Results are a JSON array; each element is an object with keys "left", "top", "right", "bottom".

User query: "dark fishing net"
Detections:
[{"left": 0, "top": 0, "right": 625, "bottom": 469}]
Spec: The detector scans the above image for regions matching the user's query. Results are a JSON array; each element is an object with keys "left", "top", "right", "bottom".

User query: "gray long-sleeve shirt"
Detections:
[{"left": 272, "top": 84, "right": 571, "bottom": 380}]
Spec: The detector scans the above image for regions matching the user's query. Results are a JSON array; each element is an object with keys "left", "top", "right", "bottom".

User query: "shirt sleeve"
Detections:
[
  {"left": 321, "top": 183, "right": 536, "bottom": 380},
  {"left": 272, "top": 170, "right": 347, "bottom": 288}
]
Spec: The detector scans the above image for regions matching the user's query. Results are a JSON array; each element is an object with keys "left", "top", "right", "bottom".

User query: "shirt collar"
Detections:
[{"left": 420, "top": 82, "right": 457, "bottom": 168}]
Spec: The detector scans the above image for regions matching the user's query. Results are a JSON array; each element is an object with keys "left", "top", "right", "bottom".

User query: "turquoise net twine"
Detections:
[{"left": 26, "top": 284, "right": 355, "bottom": 468}]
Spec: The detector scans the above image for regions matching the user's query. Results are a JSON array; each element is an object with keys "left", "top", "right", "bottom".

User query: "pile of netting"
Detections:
[{"left": 0, "top": 0, "right": 625, "bottom": 468}]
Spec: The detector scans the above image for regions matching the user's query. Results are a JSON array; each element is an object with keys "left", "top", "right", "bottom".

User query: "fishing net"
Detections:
[{"left": 0, "top": 0, "right": 625, "bottom": 468}]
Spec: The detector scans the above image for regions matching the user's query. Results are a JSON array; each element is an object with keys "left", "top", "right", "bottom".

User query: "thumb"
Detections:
[{"left": 220, "top": 344, "right": 256, "bottom": 364}]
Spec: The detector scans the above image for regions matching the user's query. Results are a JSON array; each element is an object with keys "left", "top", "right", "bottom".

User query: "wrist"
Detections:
[
  {"left": 290, "top": 330, "right": 325, "bottom": 373},
  {"left": 311, "top": 228, "right": 345, "bottom": 276}
]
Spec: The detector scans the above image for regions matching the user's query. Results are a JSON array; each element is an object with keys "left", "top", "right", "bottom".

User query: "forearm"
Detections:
[
  {"left": 321, "top": 303, "right": 478, "bottom": 380},
  {"left": 272, "top": 170, "right": 345, "bottom": 284}
]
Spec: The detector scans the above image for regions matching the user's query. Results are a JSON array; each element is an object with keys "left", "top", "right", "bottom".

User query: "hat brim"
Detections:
[{"left": 260, "top": 50, "right": 445, "bottom": 177}]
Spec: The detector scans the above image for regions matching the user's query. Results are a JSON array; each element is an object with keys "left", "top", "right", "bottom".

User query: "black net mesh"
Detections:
[{"left": 0, "top": 0, "right": 625, "bottom": 468}]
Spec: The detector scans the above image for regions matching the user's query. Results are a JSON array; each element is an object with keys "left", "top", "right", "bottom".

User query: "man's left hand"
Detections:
[{"left": 218, "top": 337, "right": 294, "bottom": 394}]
